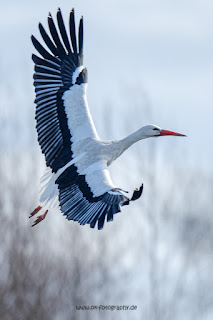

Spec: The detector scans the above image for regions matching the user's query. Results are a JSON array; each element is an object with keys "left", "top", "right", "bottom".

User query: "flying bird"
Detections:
[{"left": 30, "top": 8, "right": 185, "bottom": 230}]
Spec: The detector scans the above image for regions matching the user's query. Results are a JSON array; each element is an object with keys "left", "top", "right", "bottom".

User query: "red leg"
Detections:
[
  {"left": 29, "top": 205, "right": 42, "bottom": 218},
  {"left": 31, "top": 210, "right": 48, "bottom": 227}
]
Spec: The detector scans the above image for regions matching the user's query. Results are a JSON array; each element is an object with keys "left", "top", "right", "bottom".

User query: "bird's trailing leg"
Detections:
[
  {"left": 31, "top": 210, "right": 48, "bottom": 227},
  {"left": 29, "top": 205, "right": 42, "bottom": 218}
]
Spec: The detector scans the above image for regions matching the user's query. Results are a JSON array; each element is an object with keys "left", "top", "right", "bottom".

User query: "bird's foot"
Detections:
[
  {"left": 29, "top": 205, "right": 42, "bottom": 218},
  {"left": 31, "top": 210, "right": 48, "bottom": 227}
]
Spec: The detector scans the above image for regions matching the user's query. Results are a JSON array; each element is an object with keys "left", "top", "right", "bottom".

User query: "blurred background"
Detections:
[{"left": 0, "top": 0, "right": 213, "bottom": 319}]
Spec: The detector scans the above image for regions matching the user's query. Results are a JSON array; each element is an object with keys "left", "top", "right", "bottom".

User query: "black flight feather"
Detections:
[
  {"left": 31, "top": 36, "right": 59, "bottom": 63},
  {"left": 69, "top": 9, "right": 77, "bottom": 54},
  {"left": 39, "top": 23, "right": 59, "bottom": 56},
  {"left": 57, "top": 8, "right": 72, "bottom": 53},
  {"left": 78, "top": 17, "right": 83, "bottom": 56},
  {"left": 32, "top": 54, "right": 60, "bottom": 70},
  {"left": 48, "top": 14, "right": 67, "bottom": 57},
  {"left": 131, "top": 184, "right": 143, "bottom": 201}
]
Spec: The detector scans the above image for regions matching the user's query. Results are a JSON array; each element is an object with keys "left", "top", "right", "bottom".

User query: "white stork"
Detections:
[{"left": 30, "top": 8, "right": 186, "bottom": 230}]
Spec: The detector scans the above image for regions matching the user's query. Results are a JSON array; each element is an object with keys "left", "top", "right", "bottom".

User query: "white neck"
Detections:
[
  {"left": 120, "top": 126, "right": 150, "bottom": 150},
  {"left": 108, "top": 126, "right": 151, "bottom": 165}
]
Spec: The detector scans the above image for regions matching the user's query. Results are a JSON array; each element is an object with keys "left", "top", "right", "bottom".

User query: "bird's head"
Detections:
[{"left": 142, "top": 125, "right": 186, "bottom": 138}]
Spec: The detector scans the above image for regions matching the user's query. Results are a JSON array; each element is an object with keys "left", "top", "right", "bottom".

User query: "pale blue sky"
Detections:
[{"left": 0, "top": 0, "right": 213, "bottom": 173}]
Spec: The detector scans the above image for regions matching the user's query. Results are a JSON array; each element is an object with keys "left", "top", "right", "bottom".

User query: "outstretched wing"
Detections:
[
  {"left": 55, "top": 163, "right": 143, "bottom": 230},
  {"left": 32, "top": 8, "right": 99, "bottom": 174}
]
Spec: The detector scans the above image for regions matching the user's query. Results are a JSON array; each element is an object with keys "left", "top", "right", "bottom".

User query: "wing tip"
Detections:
[{"left": 131, "top": 183, "right": 143, "bottom": 201}]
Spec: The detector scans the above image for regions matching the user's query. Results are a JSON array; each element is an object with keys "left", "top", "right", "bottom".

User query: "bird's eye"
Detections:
[{"left": 153, "top": 128, "right": 159, "bottom": 131}]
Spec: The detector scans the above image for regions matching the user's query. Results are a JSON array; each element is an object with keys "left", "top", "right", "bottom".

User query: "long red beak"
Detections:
[{"left": 159, "top": 129, "right": 186, "bottom": 137}]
